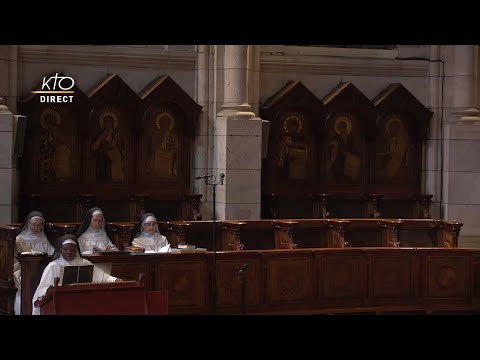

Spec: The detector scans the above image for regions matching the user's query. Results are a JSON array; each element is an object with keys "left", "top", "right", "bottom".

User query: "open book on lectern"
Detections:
[{"left": 59, "top": 265, "right": 94, "bottom": 286}]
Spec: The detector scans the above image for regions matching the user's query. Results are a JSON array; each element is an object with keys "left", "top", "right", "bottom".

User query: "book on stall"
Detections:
[
  {"left": 20, "top": 250, "right": 47, "bottom": 256},
  {"left": 177, "top": 244, "right": 196, "bottom": 250},
  {"left": 172, "top": 245, "right": 207, "bottom": 253}
]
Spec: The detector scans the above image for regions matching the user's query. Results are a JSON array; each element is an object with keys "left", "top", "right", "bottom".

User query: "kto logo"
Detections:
[{"left": 31, "top": 73, "right": 75, "bottom": 103}]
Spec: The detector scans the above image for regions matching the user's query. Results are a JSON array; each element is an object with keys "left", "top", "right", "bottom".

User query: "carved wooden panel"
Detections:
[
  {"left": 138, "top": 75, "right": 202, "bottom": 197},
  {"left": 159, "top": 259, "right": 207, "bottom": 310},
  {"left": 274, "top": 111, "right": 317, "bottom": 183},
  {"left": 425, "top": 256, "right": 467, "bottom": 298},
  {"left": 261, "top": 81, "right": 326, "bottom": 195},
  {"left": 325, "top": 112, "right": 364, "bottom": 184},
  {"left": 263, "top": 251, "right": 313, "bottom": 305},
  {"left": 216, "top": 258, "right": 260, "bottom": 308},
  {"left": 17, "top": 73, "right": 88, "bottom": 222},
  {"left": 140, "top": 105, "right": 182, "bottom": 183},
  {"left": 374, "top": 115, "right": 419, "bottom": 184},
  {"left": 13, "top": 247, "right": 480, "bottom": 315},
  {"left": 36, "top": 107, "right": 76, "bottom": 184},
  {"left": 84, "top": 74, "right": 142, "bottom": 189},
  {"left": 86, "top": 106, "right": 132, "bottom": 185},
  {"left": 372, "top": 83, "right": 431, "bottom": 191},
  {"left": 18, "top": 73, "right": 87, "bottom": 192},
  {"left": 369, "top": 254, "right": 415, "bottom": 300},
  {"left": 317, "top": 255, "right": 363, "bottom": 300},
  {"left": 321, "top": 82, "right": 374, "bottom": 188},
  {"left": 17, "top": 73, "right": 202, "bottom": 223},
  {"left": 260, "top": 81, "right": 431, "bottom": 219}
]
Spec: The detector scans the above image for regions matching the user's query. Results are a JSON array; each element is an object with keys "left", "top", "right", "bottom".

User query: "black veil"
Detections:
[
  {"left": 76, "top": 207, "right": 112, "bottom": 238},
  {"left": 52, "top": 234, "right": 82, "bottom": 260}
]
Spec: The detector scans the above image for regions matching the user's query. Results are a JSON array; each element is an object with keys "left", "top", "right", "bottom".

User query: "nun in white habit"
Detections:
[
  {"left": 32, "top": 234, "right": 119, "bottom": 315},
  {"left": 14, "top": 211, "right": 55, "bottom": 315},
  {"left": 76, "top": 207, "right": 118, "bottom": 254},
  {"left": 131, "top": 213, "right": 170, "bottom": 253}
]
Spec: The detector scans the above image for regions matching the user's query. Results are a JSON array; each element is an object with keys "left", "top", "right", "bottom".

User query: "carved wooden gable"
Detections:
[
  {"left": 138, "top": 75, "right": 202, "bottom": 195},
  {"left": 322, "top": 82, "right": 375, "bottom": 186},
  {"left": 17, "top": 73, "right": 203, "bottom": 223},
  {"left": 372, "top": 83, "right": 432, "bottom": 188},
  {"left": 85, "top": 74, "right": 140, "bottom": 186},
  {"left": 260, "top": 80, "right": 435, "bottom": 219},
  {"left": 18, "top": 73, "right": 89, "bottom": 190},
  {"left": 260, "top": 81, "right": 326, "bottom": 193}
]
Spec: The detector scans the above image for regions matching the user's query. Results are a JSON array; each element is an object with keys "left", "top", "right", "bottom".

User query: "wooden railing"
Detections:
[{"left": 14, "top": 247, "right": 480, "bottom": 315}]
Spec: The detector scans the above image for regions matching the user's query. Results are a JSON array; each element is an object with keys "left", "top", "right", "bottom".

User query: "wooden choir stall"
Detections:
[
  {"left": 17, "top": 73, "right": 203, "bottom": 223},
  {"left": 0, "top": 217, "right": 469, "bottom": 315},
  {"left": 260, "top": 81, "right": 433, "bottom": 220},
  {"left": 15, "top": 247, "right": 480, "bottom": 315}
]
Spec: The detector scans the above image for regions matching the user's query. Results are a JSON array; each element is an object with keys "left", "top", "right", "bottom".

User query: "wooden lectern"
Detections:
[{"left": 34, "top": 274, "right": 168, "bottom": 315}]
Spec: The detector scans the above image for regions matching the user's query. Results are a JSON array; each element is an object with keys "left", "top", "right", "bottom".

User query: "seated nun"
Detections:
[
  {"left": 76, "top": 207, "right": 118, "bottom": 254},
  {"left": 131, "top": 213, "right": 171, "bottom": 253},
  {"left": 14, "top": 211, "right": 55, "bottom": 315},
  {"left": 32, "top": 234, "right": 120, "bottom": 315}
]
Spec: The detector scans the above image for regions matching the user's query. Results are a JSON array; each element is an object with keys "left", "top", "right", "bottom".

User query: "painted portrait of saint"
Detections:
[
  {"left": 277, "top": 113, "right": 309, "bottom": 181},
  {"left": 326, "top": 114, "right": 361, "bottom": 183},
  {"left": 39, "top": 108, "right": 72, "bottom": 183},
  {"left": 376, "top": 116, "right": 410, "bottom": 182},
  {"left": 146, "top": 111, "right": 178, "bottom": 179},
  {"left": 91, "top": 109, "right": 126, "bottom": 183}
]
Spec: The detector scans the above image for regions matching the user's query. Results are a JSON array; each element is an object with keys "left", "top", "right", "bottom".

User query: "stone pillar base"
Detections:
[{"left": 212, "top": 116, "right": 263, "bottom": 220}]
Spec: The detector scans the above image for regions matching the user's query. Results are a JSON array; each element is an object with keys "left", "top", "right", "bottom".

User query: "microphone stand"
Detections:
[
  {"left": 238, "top": 263, "right": 248, "bottom": 315},
  {"left": 196, "top": 173, "right": 224, "bottom": 314}
]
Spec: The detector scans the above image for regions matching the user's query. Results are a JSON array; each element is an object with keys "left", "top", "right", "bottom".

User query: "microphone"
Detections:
[
  {"left": 238, "top": 263, "right": 248, "bottom": 276},
  {"left": 195, "top": 174, "right": 212, "bottom": 180}
]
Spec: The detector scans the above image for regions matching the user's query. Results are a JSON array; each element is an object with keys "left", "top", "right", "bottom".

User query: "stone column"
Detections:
[
  {"left": 442, "top": 45, "right": 480, "bottom": 247},
  {"left": 0, "top": 98, "right": 15, "bottom": 224},
  {"left": 217, "top": 45, "right": 256, "bottom": 118},
  {"left": 213, "top": 45, "right": 263, "bottom": 220}
]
